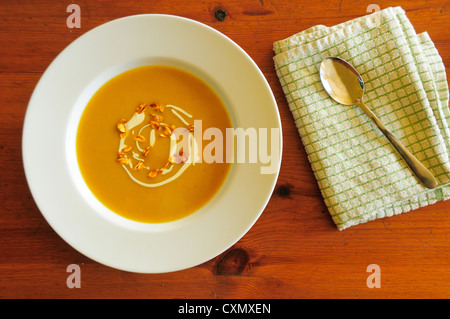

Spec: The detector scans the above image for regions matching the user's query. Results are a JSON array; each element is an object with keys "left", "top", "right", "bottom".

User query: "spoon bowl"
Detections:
[
  {"left": 319, "top": 57, "right": 437, "bottom": 189},
  {"left": 320, "top": 57, "right": 365, "bottom": 105}
]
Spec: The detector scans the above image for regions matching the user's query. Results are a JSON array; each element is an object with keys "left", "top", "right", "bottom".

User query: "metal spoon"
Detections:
[{"left": 319, "top": 57, "right": 437, "bottom": 189}]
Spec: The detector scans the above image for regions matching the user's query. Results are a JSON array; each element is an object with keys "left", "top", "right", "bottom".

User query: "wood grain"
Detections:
[{"left": 1, "top": 0, "right": 450, "bottom": 299}]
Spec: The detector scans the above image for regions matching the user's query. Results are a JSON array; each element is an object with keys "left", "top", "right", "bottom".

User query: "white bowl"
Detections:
[{"left": 22, "top": 14, "right": 282, "bottom": 273}]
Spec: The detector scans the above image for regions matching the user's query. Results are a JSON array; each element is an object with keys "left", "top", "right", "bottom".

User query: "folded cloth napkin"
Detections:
[{"left": 273, "top": 7, "right": 450, "bottom": 230}]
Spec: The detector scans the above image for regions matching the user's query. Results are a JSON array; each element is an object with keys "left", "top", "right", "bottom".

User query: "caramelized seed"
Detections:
[
  {"left": 187, "top": 124, "right": 194, "bottom": 132},
  {"left": 134, "top": 161, "right": 144, "bottom": 170},
  {"left": 147, "top": 169, "right": 159, "bottom": 178},
  {"left": 150, "top": 121, "right": 160, "bottom": 130},
  {"left": 116, "top": 157, "right": 130, "bottom": 165},
  {"left": 121, "top": 145, "right": 132, "bottom": 153},
  {"left": 150, "top": 113, "right": 164, "bottom": 122},
  {"left": 162, "top": 161, "right": 170, "bottom": 169},
  {"left": 150, "top": 103, "right": 164, "bottom": 112},
  {"left": 142, "top": 145, "right": 151, "bottom": 157},
  {"left": 135, "top": 135, "right": 146, "bottom": 142},
  {"left": 135, "top": 103, "right": 148, "bottom": 114},
  {"left": 162, "top": 125, "right": 172, "bottom": 136},
  {"left": 117, "top": 122, "right": 127, "bottom": 133},
  {"left": 119, "top": 132, "right": 126, "bottom": 139},
  {"left": 159, "top": 133, "right": 166, "bottom": 138},
  {"left": 168, "top": 156, "right": 177, "bottom": 164}
]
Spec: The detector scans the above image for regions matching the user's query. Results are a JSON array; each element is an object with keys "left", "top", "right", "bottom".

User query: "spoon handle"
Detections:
[{"left": 356, "top": 100, "right": 438, "bottom": 189}]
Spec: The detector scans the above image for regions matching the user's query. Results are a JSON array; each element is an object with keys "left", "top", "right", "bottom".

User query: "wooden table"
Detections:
[{"left": 1, "top": 0, "right": 449, "bottom": 299}]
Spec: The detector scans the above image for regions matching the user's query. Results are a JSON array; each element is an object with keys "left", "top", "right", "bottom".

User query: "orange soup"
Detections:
[{"left": 76, "top": 65, "right": 232, "bottom": 223}]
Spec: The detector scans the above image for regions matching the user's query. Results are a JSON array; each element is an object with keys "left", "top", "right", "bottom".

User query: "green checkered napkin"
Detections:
[{"left": 273, "top": 7, "right": 450, "bottom": 230}]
